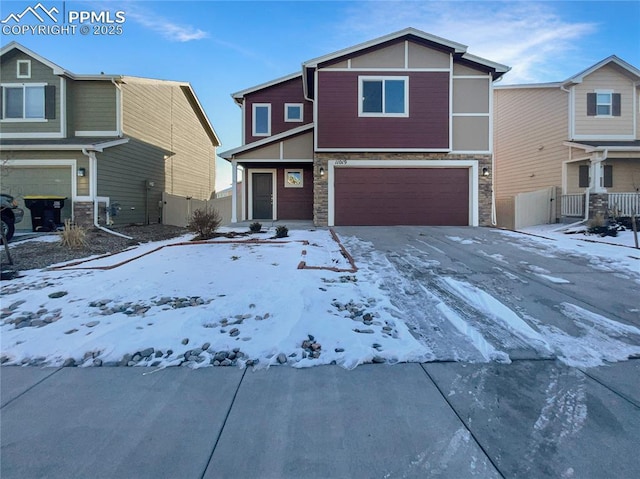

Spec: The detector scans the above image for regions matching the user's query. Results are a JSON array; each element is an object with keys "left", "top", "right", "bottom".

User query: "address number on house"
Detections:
[{"left": 334, "top": 159, "right": 348, "bottom": 166}]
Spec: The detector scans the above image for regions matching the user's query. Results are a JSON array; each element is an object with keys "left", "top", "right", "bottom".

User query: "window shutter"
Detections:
[
  {"left": 586, "top": 93, "right": 596, "bottom": 116},
  {"left": 612, "top": 93, "right": 621, "bottom": 116},
  {"left": 44, "top": 85, "right": 56, "bottom": 119},
  {"left": 579, "top": 165, "right": 590, "bottom": 188},
  {"left": 603, "top": 165, "right": 613, "bottom": 188}
]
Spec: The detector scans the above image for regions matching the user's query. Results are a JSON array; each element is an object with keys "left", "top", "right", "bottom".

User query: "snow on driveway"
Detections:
[
  {"left": 2, "top": 225, "right": 639, "bottom": 370},
  {"left": 1, "top": 228, "right": 429, "bottom": 369}
]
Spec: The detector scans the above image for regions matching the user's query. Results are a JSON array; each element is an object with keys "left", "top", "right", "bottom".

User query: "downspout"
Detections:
[
  {"left": 111, "top": 78, "right": 123, "bottom": 137},
  {"left": 81, "top": 148, "right": 133, "bottom": 239}
]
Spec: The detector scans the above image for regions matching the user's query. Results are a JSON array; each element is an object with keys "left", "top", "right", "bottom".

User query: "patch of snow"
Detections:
[
  {"left": 441, "top": 277, "right": 551, "bottom": 351},
  {"left": 1, "top": 229, "right": 429, "bottom": 369},
  {"left": 446, "top": 236, "right": 476, "bottom": 245},
  {"left": 535, "top": 274, "right": 571, "bottom": 284}
]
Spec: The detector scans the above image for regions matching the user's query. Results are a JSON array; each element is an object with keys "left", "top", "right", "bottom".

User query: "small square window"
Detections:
[
  {"left": 285, "top": 103, "right": 303, "bottom": 122},
  {"left": 17, "top": 60, "right": 31, "bottom": 79},
  {"left": 284, "top": 169, "right": 303, "bottom": 188}
]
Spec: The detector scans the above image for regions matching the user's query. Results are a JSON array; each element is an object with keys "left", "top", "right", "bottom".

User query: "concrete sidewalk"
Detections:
[{"left": 1, "top": 360, "right": 639, "bottom": 478}]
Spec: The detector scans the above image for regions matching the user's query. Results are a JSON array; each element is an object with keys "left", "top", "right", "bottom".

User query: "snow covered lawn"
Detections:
[{"left": 1, "top": 228, "right": 429, "bottom": 369}]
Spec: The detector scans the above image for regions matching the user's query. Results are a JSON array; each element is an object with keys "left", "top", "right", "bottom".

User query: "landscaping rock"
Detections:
[
  {"left": 277, "top": 353, "right": 287, "bottom": 364},
  {"left": 48, "top": 291, "right": 68, "bottom": 299}
]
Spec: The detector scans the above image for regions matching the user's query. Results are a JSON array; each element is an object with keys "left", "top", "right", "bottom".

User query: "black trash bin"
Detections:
[{"left": 23, "top": 196, "right": 67, "bottom": 232}]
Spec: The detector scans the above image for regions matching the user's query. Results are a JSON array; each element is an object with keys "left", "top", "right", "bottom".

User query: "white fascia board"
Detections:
[
  {"left": 494, "top": 82, "right": 563, "bottom": 90},
  {"left": 0, "top": 42, "right": 67, "bottom": 75},
  {"left": 303, "top": 27, "right": 467, "bottom": 68},
  {"left": 231, "top": 72, "right": 302, "bottom": 101},
  {"left": 0, "top": 138, "right": 128, "bottom": 151},
  {"left": 219, "top": 124, "right": 314, "bottom": 159},
  {"left": 460, "top": 53, "right": 510, "bottom": 75},
  {"left": 564, "top": 55, "right": 640, "bottom": 85}
]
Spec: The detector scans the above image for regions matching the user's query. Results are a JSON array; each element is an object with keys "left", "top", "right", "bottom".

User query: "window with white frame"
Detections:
[
  {"left": 587, "top": 90, "right": 621, "bottom": 117},
  {"left": 17, "top": 60, "right": 31, "bottom": 79},
  {"left": 285, "top": 103, "right": 303, "bottom": 122},
  {"left": 359, "top": 76, "right": 408, "bottom": 117},
  {"left": 596, "top": 92, "right": 612, "bottom": 116},
  {"left": 2, "top": 84, "right": 45, "bottom": 119},
  {"left": 252, "top": 103, "right": 271, "bottom": 136}
]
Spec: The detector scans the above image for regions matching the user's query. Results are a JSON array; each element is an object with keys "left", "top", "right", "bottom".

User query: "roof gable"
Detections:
[
  {"left": 0, "top": 41, "right": 66, "bottom": 75},
  {"left": 563, "top": 55, "right": 640, "bottom": 85}
]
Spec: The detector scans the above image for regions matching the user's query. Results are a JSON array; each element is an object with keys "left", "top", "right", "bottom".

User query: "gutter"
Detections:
[{"left": 81, "top": 148, "right": 133, "bottom": 239}]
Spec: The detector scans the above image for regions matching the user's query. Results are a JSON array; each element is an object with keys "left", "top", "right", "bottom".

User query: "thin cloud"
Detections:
[
  {"left": 124, "top": 4, "right": 209, "bottom": 42},
  {"left": 335, "top": 1, "right": 597, "bottom": 83}
]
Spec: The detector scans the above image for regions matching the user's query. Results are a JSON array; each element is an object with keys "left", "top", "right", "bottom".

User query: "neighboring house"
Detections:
[
  {"left": 0, "top": 42, "right": 220, "bottom": 229},
  {"left": 494, "top": 56, "right": 640, "bottom": 229},
  {"left": 220, "top": 28, "right": 509, "bottom": 226}
]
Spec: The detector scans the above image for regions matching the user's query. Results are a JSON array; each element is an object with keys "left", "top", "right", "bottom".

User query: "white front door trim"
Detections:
[{"left": 247, "top": 168, "right": 277, "bottom": 220}]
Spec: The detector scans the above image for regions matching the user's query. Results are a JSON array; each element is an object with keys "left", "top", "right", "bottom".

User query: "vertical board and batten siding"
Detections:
[
  {"left": 0, "top": 51, "right": 61, "bottom": 135},
  {"left": 452, "top": 67, "right": 491, "bottom": 152},
  {"left": 494, "top": 87, "right": 568, "bottom": 199},
  {"left": 316, "top": 71, "right": 449, "bottom": 149},
  {"left": 70, "top": 81, "right": 117, "bottom": 133},
  {"left": 574, "top": 64, "right": 636, "bottom": 137},
  {"left": 244, "top": 76, "right": 312, "bottom": 144}
]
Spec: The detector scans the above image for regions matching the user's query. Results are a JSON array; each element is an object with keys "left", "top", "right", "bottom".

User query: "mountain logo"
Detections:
[{"left": 1, "top": 3, "right": 59, "bottom": 24}]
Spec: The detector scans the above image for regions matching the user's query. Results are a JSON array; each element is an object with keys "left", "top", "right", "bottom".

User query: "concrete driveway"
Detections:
[{"left": 336, "top": 226, "right": 640, "bottom": 363}]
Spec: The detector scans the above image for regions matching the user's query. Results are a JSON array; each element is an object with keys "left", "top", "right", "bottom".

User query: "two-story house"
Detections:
[
  {"left": 494, "top": 56, "right": 640, "bottom": 229},
  {"left": 220, "top": 28, "right": 509, "bottom": 227},
  {"left": 0, "top": 42, "right": 220, "bottom": 230}
]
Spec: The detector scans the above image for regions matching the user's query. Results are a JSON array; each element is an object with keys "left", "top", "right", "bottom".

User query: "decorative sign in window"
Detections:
[{"left": 285, "top": 169, "right": 303, "bottom": 188}]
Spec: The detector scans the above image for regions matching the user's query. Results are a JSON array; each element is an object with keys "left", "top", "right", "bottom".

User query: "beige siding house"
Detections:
[
  {"left": 0, "top": 42, "right": 220, "bottom": 230},
  {"left": 494, "top": 56, "right": 640, "bottom": 228}
]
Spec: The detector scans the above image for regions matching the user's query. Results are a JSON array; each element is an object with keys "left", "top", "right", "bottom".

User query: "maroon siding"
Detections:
[
  {"left": 245, "top": 77, "right": 313, "bottom": 143},
  {"left": 317, "top": 71, "right": 449, "bottom": 149},
  {"left": 277, "top": 167, "right": 313, "bottom": 220},
  {"left": 334, "top": 168, "right": 469, "bottom": 226}
]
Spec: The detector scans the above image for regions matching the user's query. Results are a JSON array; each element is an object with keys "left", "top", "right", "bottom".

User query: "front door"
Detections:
[{"left": 252, "top": 173, "right": 273, "bottom": 219}]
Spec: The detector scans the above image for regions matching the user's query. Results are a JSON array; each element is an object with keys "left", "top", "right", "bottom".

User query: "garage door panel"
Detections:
[
  {"left": 334, "top": 168, "right": 469, "bottom": 226},
  {"left": 2, "top": 167, "right": 72, "bottom": 230}
]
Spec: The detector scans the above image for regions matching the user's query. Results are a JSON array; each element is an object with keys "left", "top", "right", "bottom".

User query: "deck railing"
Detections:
[
  {"left": 561, "top": 194, "right": 585, "bottom": 217},
  {"left": 608, "top": 193, "right": 640, "bottom": 217}
]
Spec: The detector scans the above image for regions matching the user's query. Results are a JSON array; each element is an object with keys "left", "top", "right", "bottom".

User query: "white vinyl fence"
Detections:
[
  {"left": 162, "top": 191, "right": 241, "bottom": 227},
  {"left": 514, "top": 187, "right": 557, "bottom": 229}
]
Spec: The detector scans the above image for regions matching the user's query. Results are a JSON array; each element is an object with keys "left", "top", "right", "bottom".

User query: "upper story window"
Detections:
[
  {"left": 2, "top": 84, "right": 45, "bottom": 120},
  {"left": 252, "top": 103, "right": 271, "bottom": 136},
  {"left": 285, "top": 103, "right": 303, "bottom": 122},
  {"left": 587, "top": 91, "right": 621, "bottom": 117},
  {"left": 17, "top": 60, "right": 31, "bottom": 79},
  {"left": 359, "top": 76, "right": 409, "bottom": 117}
]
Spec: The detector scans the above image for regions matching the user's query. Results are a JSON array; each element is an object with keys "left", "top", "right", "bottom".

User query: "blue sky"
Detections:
[{"left": 2, "top": 0, "right": 639, "bottom": 189}]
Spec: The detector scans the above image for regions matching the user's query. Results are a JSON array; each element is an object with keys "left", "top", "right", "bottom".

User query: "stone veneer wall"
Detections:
[
  {"left": 588, "top": 193, "right": 609, "bottom": 222},
  {"left": 313, "top": 152, "right": 493, "bottom": 227},
  {"left": 73, "top": 202, "right": 94, "bottom": 228}
]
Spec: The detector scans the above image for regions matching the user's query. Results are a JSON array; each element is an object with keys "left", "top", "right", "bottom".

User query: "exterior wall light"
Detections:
[
  {"left": 320, "top": 166, "right": 325, "bottom": 176},
  {"left": 77, "top": 167, "right": 86, "bottom": 177},
  {"left": 482, "top": 167, "right": 490, "bottom": 177}
]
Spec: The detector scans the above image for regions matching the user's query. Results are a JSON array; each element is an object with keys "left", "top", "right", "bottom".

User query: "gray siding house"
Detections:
[{"left": 0, "top": 42, "right": 220, "bottom": 229}]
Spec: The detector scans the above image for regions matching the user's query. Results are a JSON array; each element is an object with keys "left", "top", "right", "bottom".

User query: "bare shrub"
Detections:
[
  {"left": 59, "top": 219, "right": 87, "bottom": 249},
  {"left": 188, "top": 207, "right": 222, "bottom": 240}
]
